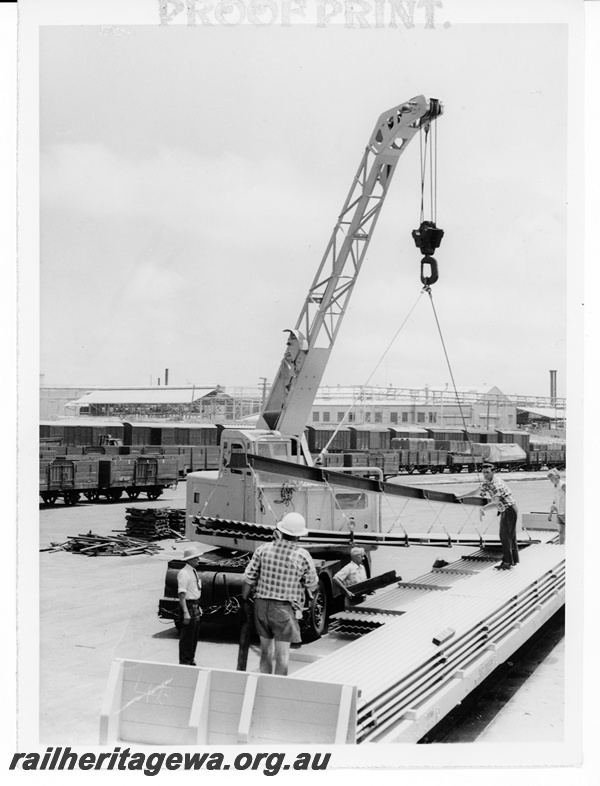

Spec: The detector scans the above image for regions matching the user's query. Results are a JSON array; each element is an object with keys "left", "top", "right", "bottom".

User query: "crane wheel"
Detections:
[{"left": 302, "top": 578, "right": 329, "bottom": 642}]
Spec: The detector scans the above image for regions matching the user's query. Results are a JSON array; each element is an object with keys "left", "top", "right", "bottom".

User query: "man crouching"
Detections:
[{"left": 241, "top": 512, "right": 318, "bottom": 675}]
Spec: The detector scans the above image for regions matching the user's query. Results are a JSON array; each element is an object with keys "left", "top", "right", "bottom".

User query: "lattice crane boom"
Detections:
[{"left": 257, "top": 96, "right": 443, "bottom": 442}]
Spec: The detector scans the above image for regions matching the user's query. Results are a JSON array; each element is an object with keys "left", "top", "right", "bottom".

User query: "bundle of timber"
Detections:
[
  {"left": 42, "top": 531, "right": 163, "bottom": 556},
  {"left": 124, "top": 507, "right": 186, "bottom": 540}
]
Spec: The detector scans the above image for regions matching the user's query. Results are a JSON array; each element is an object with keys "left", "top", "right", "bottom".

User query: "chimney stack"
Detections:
[
  {"left": 165, "top": 368, "right": 169, "bottom": 386},
  {"left": 549, "top": 369, "right": 557, "bottom": 405}
]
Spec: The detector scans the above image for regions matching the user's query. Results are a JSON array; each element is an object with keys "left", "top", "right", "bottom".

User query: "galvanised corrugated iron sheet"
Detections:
[
  {"left": 295, "top": 544, "right": 564, "bottom": 742},
  {"left": 193, "top": 517, "right": 539, "bottom": 551},
  {"left": 331, "top": 610, "right": 406, "bottom": 624}
]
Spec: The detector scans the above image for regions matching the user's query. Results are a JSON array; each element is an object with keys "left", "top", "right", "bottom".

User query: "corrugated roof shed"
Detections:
[
  {"left": 517, "top": 406, "right": 566, "bottom": 420},
  {"left": 68, "top": 388, "right": 221, "bottom": 406},
  {"left": 40, "top": 417, "right": 125, "bottom": 427}
]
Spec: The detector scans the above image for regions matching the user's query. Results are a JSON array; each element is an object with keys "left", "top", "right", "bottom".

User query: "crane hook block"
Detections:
[
  {"left": 412, "top": 220, "right": 444, "bottom": 256},
  {"left": 420, "top": 255, "right": 439, "bottom": 287}
]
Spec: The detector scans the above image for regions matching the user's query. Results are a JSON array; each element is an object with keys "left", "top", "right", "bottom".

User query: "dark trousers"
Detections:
[
  {"left": 499, "top": 505, "right": 519, "bottom": 565},
  {"left": 179, "top": 600, "right": 201, "bottom": 665}
]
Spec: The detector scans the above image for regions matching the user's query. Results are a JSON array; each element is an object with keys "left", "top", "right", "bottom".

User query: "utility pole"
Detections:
[{"left": 259, "top": 377, "right": 268, "bottom": 408}]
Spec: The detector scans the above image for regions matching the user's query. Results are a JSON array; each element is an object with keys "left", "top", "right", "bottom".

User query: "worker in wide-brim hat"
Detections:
[
  {"left": 177, "top": 547, "right": 202, "bottom": 666},
  {"left": 242, "top": 512, "right": 318, "bottom": 676}
]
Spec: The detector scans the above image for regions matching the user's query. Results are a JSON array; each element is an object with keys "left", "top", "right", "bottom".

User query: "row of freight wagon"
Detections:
[
  {"left": 312, "top": 442, "right": 566, "bottom": 479},
  {"left": 40, "top": 420, "right": 541, "bottom": 452},
  {"left": 305, "top": 428, "right": 566, "bottom": 476},
  {"left": 39, "top": 422, "right": 566, "bottom": 504}
]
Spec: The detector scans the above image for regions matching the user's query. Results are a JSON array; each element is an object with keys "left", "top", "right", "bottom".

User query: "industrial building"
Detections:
[{"left": 40, "top": 381, "right": 566, "bottom": 435}]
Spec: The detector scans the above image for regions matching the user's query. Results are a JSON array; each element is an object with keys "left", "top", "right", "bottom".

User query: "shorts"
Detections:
[{"left": 253, "top": 598, "right": 301, "bottom": 643}]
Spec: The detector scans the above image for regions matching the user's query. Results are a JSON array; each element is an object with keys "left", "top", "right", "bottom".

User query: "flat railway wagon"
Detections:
[{"left": 39, "top": 452, "right": 179, "bottom": 505}]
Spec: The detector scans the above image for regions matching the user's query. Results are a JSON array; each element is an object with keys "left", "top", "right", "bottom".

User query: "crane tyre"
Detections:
[{"left": 302, "top": 578, "right": 329, "bottom": 642}]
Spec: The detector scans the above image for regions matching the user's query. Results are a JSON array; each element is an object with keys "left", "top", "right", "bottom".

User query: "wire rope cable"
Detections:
[
  {"left": 424, "top": 286, "right": 482, "bottom": 481},
  {"left": 317, "top": 289, "right": 426, "bottom": 459}
]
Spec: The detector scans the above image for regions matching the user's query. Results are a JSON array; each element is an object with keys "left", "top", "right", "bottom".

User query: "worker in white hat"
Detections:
[
  {"left": 177, "top": 546, "right": 202, "bottom": 666},
  {"left": 242, "top": 512, "right": 318, "bottom": 675},
  {"left": 333, "top": 546, "right": 368, "bottom": 607}
]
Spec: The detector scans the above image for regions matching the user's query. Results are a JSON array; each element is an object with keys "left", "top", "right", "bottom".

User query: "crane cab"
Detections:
[
  {"left": 220, "top": 428, "right": 302, "bottom": 468},
  {"left": 185, "top": 427, "right": 381, "bottom": 548}
]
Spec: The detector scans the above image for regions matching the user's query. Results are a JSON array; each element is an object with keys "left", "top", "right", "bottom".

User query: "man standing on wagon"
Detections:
[
  {"left": 547, "top": 468, "right": 566, "bottom": 544},
  {"left": 464, "top": 463, "right": 520, "bottom": 570}
]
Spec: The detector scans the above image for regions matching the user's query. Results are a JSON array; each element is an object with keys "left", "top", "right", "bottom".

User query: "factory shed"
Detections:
[
  {"left": 67, "top": 387, "right": 228, "bottom": 419},
  {"left": 516, "top": 406, "right": 566, "bottom": 427},
  {"left": 69, "top": 387, "right": 220, "bottom": 406}
]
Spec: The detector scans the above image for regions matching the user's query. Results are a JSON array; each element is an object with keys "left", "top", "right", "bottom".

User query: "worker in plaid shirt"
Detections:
[
  {"left": 476, "top": 463, "right": 520, "bottom": 570},
  {"left": 242, "top": 512, "right": 318, "bottom": 675}
]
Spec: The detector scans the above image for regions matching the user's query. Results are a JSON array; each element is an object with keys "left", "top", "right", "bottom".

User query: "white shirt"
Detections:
[
  {"left": 552, "top": 481, "right": 566, "bottom": 517},
  {"left": 177, "top": 564, "right": 201, "bottom": 600},
  {"left": 334, "top": 561, "right": 367, "bottom": 589}
]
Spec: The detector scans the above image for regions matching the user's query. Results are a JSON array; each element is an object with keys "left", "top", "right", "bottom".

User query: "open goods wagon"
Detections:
[{"left": 39, "top": 454, "right": 178, "bottom": 505}]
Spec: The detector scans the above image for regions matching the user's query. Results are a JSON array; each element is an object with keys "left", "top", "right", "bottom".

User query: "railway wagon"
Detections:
[
  {"left": 365, "top": 450, "right": 400, "bottom": 478},
  {"left": 526, "top": 439, "right": 566, "bottom": 470},
  {"left": 40, "top": 418, "right": 125, "bottom": 447},
  {"left": 146, "top": 444, "right": 221, "bottom": 475},
  {"left": 97, "top": 454, "right": 179, "bottom": 500},
  {"left": 349, "top": 425, "right": 392, "bottom": 451},
  {"left": 425, "top": 426, "right": 466, "bottom": 442},
  {"left": 394, "top": 448, "right": 452, "bottom": 474},
  {"left": 463, "top": 427, "right": 499, "bottom": 444},
  {"left": 388, "top": 427, "right": 428, "bottom": 440},
  {"left": 471, "top": 442, "right": 527, "bottom": 470},
  {"left": 39, "top": 456, "right": 102, "bottom": 505},
  {"left": 496, "top": 429, "right": 531, "bottom": 451},
  {"left": 306, "top": 425, "right": 352, "bottom": 454},
  {"left": 446, "top": 452, "right": 484, "bottom": 473},
  {"left": 122, "top": 420, "right": 218, "bottom": 448},
  {"left": 39, "top": 454, "right": 178, "bottom": 505}
]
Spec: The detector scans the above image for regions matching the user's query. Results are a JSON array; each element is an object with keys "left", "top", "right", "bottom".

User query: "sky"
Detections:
[{"left": 39, "top": 21, "right": 569, "bottom": 398}]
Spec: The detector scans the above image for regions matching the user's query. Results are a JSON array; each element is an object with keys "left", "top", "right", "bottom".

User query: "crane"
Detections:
[
  {"left": 257, "top": 96, "right": 443, "bottom": 451},
  {"left": 159, "top": 95, "right": 450, "bottom": 639},
  {"left": 143, "top": 98, "right": 562, "bottom": 747}
]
